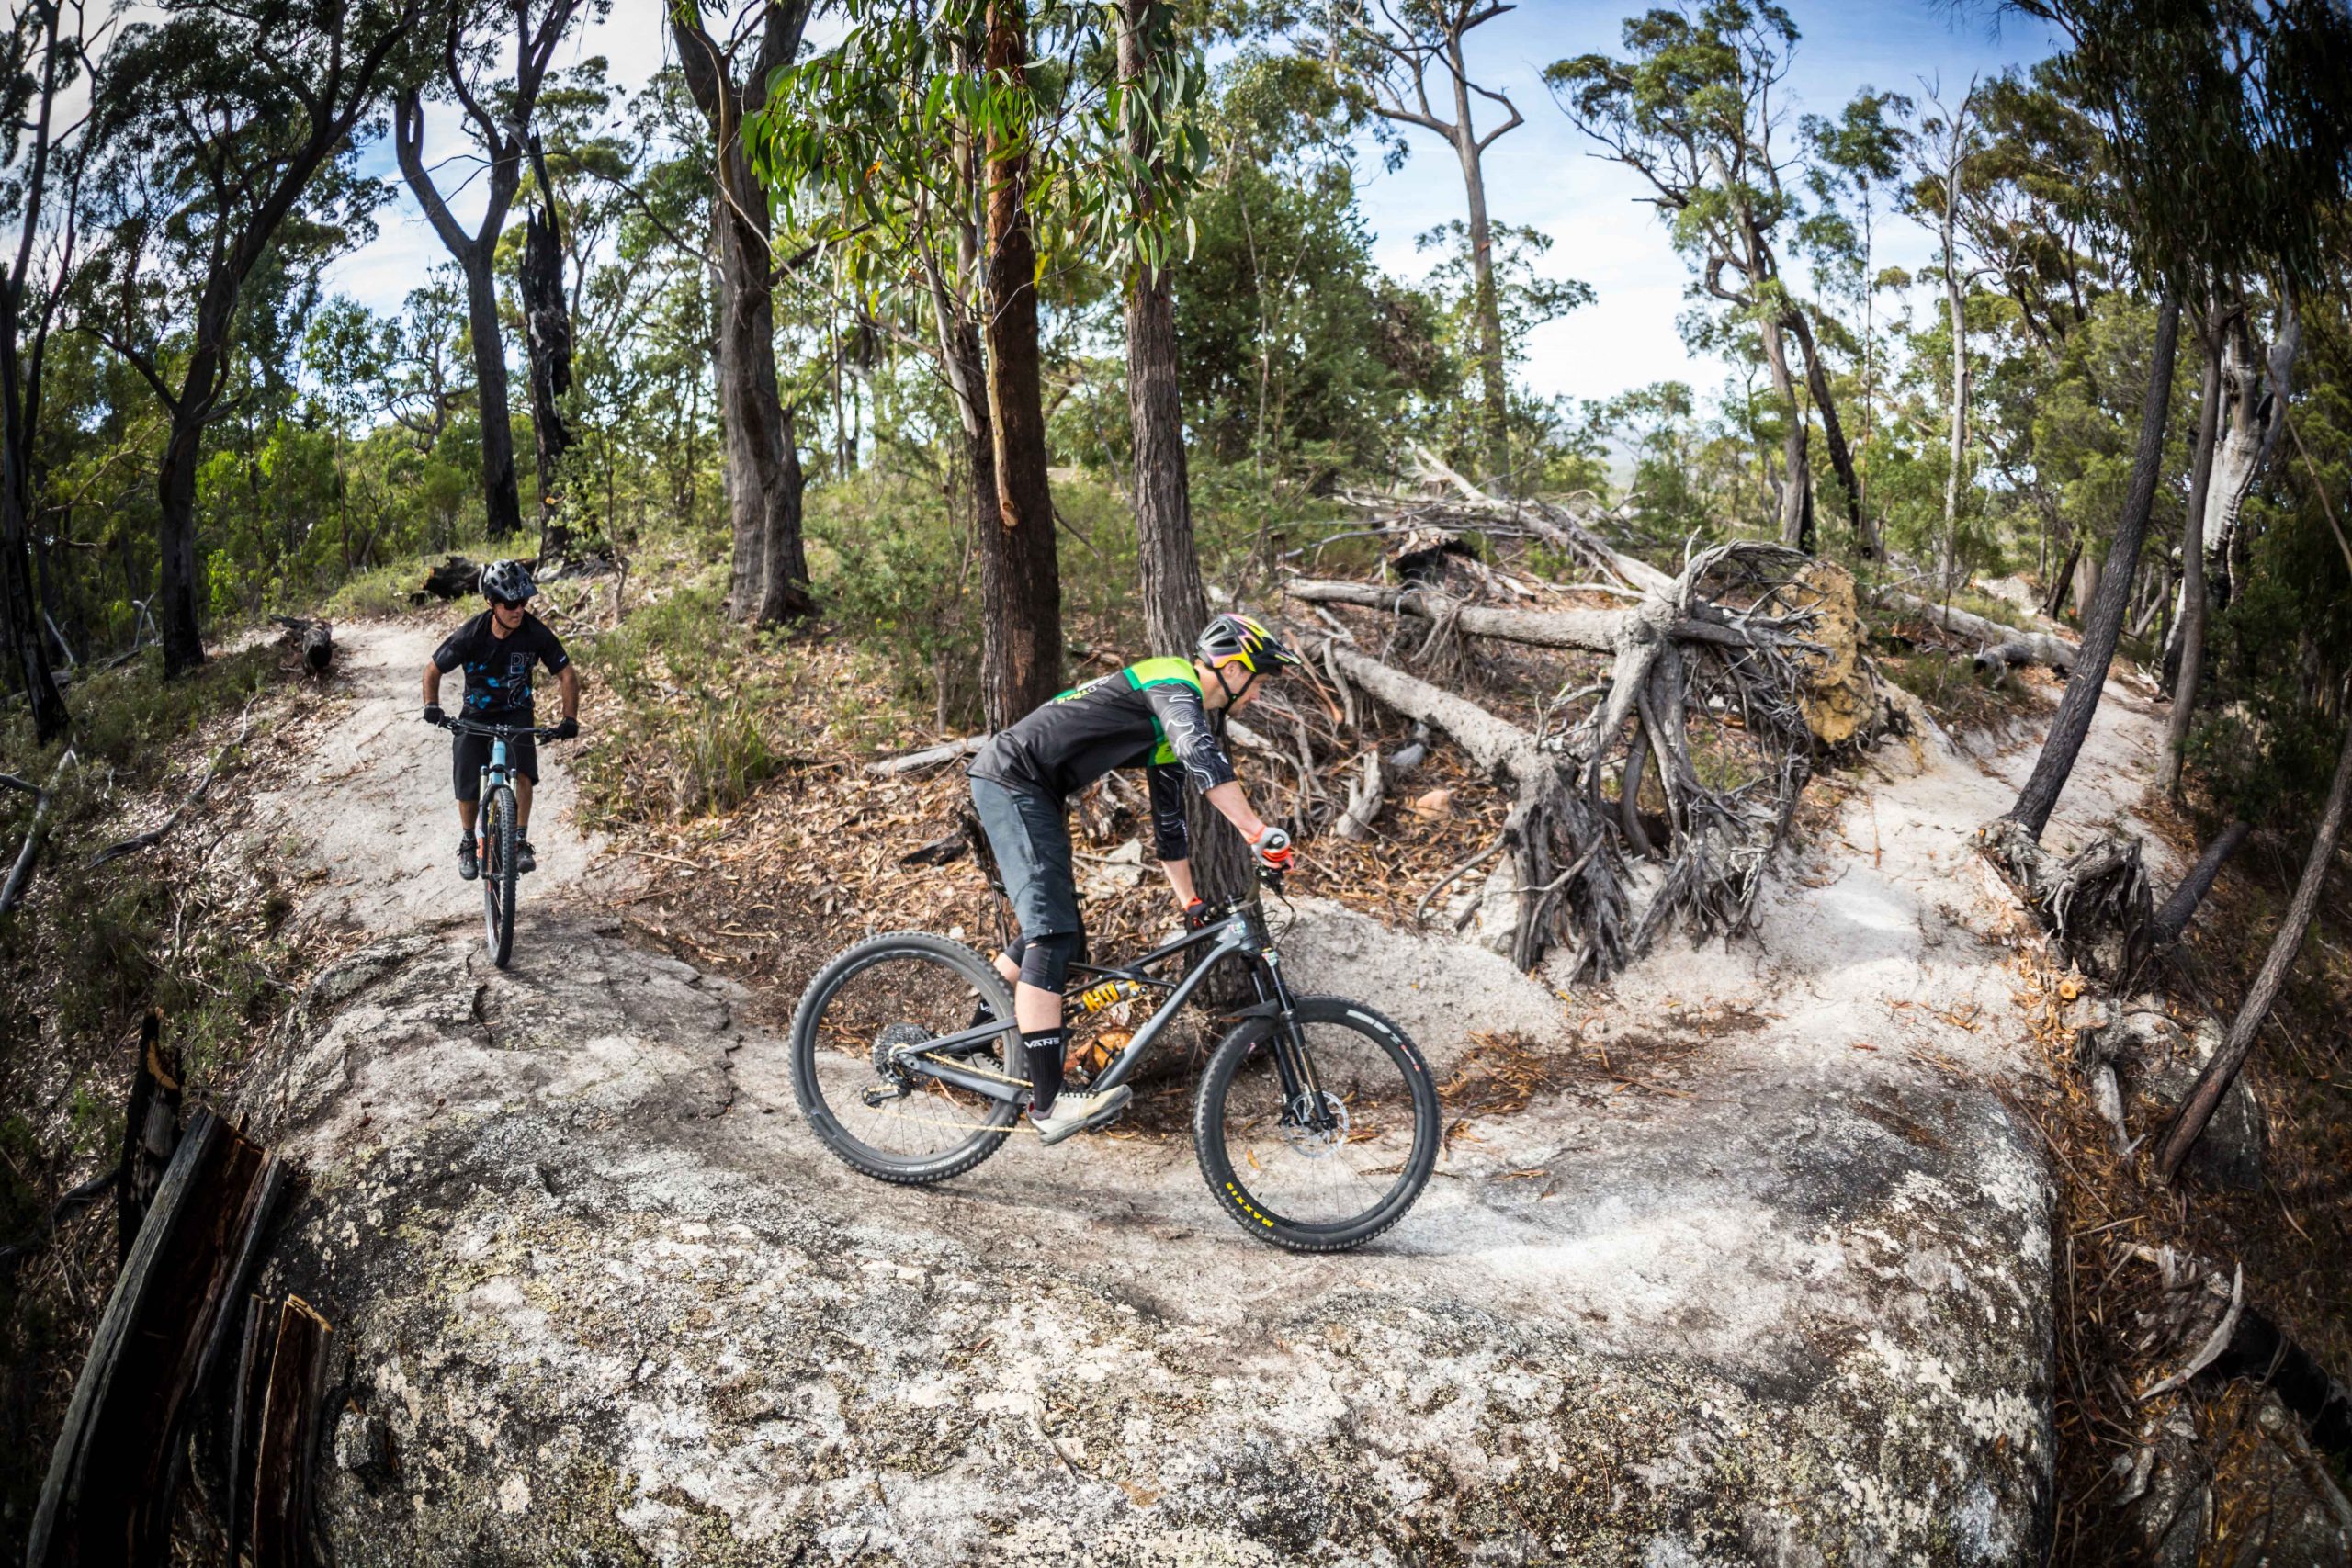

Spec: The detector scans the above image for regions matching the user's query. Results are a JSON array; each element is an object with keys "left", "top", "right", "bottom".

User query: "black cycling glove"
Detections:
[
  {"left": 550, "top": 716, "right": 580, "bottom": 740},
  {"left": 423, "top": 705, "right": 446, "bottom": 728}
]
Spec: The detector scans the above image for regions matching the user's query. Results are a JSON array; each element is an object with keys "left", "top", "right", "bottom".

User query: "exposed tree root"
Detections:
[
  {"left": 1300, "top": 540, "right": 1834, "bottom": 976},
  {"left": 1978, "top": 816, "right": 2154, "bottom": 980}
]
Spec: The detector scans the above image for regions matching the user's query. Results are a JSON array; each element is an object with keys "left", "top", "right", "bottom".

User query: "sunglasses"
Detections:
[{"left": 491, "top": 596, "right": 528, "bottom": 610}]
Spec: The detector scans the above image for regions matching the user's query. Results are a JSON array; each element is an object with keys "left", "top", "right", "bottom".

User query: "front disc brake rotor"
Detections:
[{"left": 1279, "top": 1089, "right": 1350, "bottom": 1159}]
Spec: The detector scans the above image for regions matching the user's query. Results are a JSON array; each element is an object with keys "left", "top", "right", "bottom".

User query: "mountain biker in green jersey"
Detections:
[
  {"left": 966, "top": 612, "right": 1303, "bottom": 1145},
  {"left": 421, "top": 559, "right": 582, "bottom": 880}
]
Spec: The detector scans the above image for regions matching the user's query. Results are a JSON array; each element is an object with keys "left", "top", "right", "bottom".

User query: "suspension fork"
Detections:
[{"left": 1252, "top": 951, "right": 1334, "bottom": 1132}]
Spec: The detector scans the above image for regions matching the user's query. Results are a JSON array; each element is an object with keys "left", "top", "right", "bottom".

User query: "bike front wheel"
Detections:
[
  {"left": 788, "top": 932, "right": 1023, "bottom": 1185},
  {"left": 1193, "top": 996, "right": 1440, "bottom": 1252},
  {"left": 483, "top": 784, "right": 517, "bottom": 968}
]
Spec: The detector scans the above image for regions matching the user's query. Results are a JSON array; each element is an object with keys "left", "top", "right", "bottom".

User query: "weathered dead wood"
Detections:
[
  {"left": 2157, "top": 710, "right": 2352, "bottom": 1180},
  {"left": 28, "top": 1111, "right": 274, "bottom": 1568},
  {"left": 865, "top": 735, "right": 987, "bottom": 775},
  {"left": 1306, "top": 541, "right": 1827, "bottom": 972},
  {"left": 85, "top": 712, "right": 254, "bottom": 870},
  {"left": 251, "top": 1296, "right": 334, "bottom": 1568},
  {"left": 271, "top": 615, "right": 334, "bottom": 673},
  {"left": 0, "top": 747, "right": 74, "bottom": 916},
  {"left": 1978, "top": 817, "right": 2154, "bottom": 980},
  {"left": 413, "top": 554, "right": 481, "bottom": 603},
  {"left": 1334, "top": 750, "right": 1386, "bottom": 842},
  {"left": 228, "top": 1295, "right": 269, "bottom": 1567},
  {"left": 1890, "top": 591, "right": 2077, "bottom": 673},
  {"left": 119, "top": 1009, "right": 181, "bottom": 1264}
]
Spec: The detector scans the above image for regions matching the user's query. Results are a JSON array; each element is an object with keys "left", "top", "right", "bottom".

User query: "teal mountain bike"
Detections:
[{"left": 436, "top": 714, "right": 566, "bottom": 968}]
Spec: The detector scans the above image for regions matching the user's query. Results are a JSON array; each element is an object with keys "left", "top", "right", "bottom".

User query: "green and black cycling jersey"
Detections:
[{"left": 968, "top": 658, "right": 1237, "bottom": 860}]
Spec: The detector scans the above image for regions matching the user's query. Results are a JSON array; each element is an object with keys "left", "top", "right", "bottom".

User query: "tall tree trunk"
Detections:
[
  {"left": 0, "top": 330, "right": 67, "bottom": 740},
  {"left": 521, "top": 165, "right": 574, "bottom": 565},
  {"left": 1786, "top": 310, "right": 1875, "bottom": 557},
  {"left": 2002, "top": 292, "right": 2182, "bottom": 840},
  {"left": 673, "top": 0, "right": 816, "bottom": 626},
  {"left": 1939, "top": 216, "right": 1969, "bottom": 593},
  {"left": 2155, "top": 715, "right": 2352, "bottom": 1180},
  {"left": 459, "top": 255, "right": 525, "bottom": 543},
  {"left": 1121, "top": 0, "right": 1248, "bottom": 910},
  {"left": 978, "top": 0, "right": 1063, "bottom": 731},
  {"left": 154, "top": 280, "right": 235, "bottom": 677},
  {"left": 2159, "top": 314, "right": 2225, "bottom": 795},
  {"left": 1758, "top": 316, "right": 1812, "bottom": 552},
  {"left": 1456, "top": 132, "right": 1511, "bottom": 493}
]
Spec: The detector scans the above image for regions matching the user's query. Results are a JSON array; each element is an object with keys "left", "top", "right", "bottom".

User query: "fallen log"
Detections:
[
  {"left": 1890, "top": 592, "right": 2077, "bottom": 674},
  {"left": 865, "top": 735, "right": 987, "bottom": 775},
  {"left": 0, "top": 748, "right": 75, "bottom": 916},
  {"left": 1334, "top": 750, "right": 1386, "bottom": 842},
  {"left": 271, "top": 615, "right": 334, "bottom": 673},
  {"left": 413, "top": 555, "right": 481, "bottom": 603},
  {"left": 28, "top": 1110, "right": 278, "bottom": 1568}
]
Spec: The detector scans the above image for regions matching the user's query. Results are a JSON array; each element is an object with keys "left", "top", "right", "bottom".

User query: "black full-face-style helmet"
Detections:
[{"left": 480, "top": 559, "right": 537, "bottom": 605}]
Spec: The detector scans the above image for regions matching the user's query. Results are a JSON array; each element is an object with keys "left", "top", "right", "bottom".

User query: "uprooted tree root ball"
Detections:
[{"left": 1290, "top": 521, "right": 1888, "bottom": 977}]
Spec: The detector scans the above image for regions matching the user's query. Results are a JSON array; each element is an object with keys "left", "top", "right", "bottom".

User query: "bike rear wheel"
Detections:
[
  {"left": 789, "top": 932, "right": 1023, "bottom": 1184},
  {"left": 482, "top": 784, "right": 517, "bottom": 969},
  {"left": 1193, "top": 996, "right": 1439, "bottom": 1252}
]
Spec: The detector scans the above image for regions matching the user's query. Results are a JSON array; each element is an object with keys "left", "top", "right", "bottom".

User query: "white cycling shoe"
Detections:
[{"left": 1028, "top": 1086, "right": 1133, "bottom": 1146}]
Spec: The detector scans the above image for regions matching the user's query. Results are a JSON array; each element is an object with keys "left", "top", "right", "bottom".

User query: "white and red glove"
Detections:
[{"left": 1250, "top": 824, "right": 1294, "bottom": 871}]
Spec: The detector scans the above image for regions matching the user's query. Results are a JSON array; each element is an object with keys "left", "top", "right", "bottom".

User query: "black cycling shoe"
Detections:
[
  {"left": 514, "top": 838, "right": 537, "bottom": 874},
  {"left": 458, "top": 838, "right": 480, "bottom": 881}
]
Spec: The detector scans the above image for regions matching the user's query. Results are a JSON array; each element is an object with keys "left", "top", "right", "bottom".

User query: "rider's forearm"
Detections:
[
  {"left": 558, "top": 666, "right": 580, "bottom": 719},
  {"left": 1161, "top": 857, "right": 1198, "bottom": 907},
  {"left": 422, "top": 663, "right": 442, "bottom": 705},
  {"left": 1204, "top": 781, "right": 1267, "bottom": 842}
]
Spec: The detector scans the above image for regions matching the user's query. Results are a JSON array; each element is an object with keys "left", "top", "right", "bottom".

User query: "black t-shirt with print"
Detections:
[{"left": 432, "top": 611, "right": 571, "bottom": 722}]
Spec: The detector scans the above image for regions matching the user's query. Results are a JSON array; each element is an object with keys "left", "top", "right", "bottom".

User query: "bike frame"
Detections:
[{"left": 889, "top": 889, "right": 1326, "bottom": 1121}]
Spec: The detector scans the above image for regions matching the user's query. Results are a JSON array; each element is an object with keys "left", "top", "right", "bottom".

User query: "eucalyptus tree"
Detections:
[
  {"left": 673, "top": 0, "right": 817, "bottom": 626},
  {"left": 1335, "top": 0, "right": 1524, "bottom": 490},
  {"left": 393, "top": 0, "right": 597, "bottom": 545},
  {"left": 1548, "top": 3, "right": 1879, "bottom": 556},
  {"left": 1995, "top": 0, "right": 2352, "bottom": 849},
  {"left": 759, "top": 0, "right": 1156, "bottom": 725},
  {"left": 0, "top": 0, "right": 91, "bottom": 739},
  {"left": 83, "top": 0, "right": 428, "bottom": 676},
  {"left": 1897, "top": 80, "right": 1984, "bottom": 593}
]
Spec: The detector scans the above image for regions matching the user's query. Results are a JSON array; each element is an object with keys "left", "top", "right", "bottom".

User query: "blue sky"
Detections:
[{"left": 322, "top": 0, "right": 2066, "bottom": 411}]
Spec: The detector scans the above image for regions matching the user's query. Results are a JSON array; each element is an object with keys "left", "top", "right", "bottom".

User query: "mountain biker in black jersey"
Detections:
[
  {"left": 966, "top": 612, "right": 1303, "bottom": 1145},
  {"left": 420, "top": 559, "right": 582, "bottom": 880}
]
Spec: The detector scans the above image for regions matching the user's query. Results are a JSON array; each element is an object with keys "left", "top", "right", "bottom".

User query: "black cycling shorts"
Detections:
[
  {"left": 969, "top": 775, "right": 1080, "bottom": 941},
  {"left": 453, "top": 730, "right": 537, "bottom": 803}
]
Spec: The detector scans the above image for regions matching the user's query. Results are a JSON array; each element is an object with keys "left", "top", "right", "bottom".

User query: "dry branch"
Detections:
[
  {"left": 85, "top": 713, "right": 254, "bottom": 870},
  {"left": 0, "top": 748, "right": 74, "bottom": 916}
]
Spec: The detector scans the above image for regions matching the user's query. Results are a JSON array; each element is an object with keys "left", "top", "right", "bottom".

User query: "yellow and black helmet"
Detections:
[{"left": 1195, "top": 612, "right": 1302, "bottom": 673}]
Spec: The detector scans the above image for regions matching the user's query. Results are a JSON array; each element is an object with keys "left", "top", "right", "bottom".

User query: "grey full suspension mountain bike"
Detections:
[
  {"left": 435, "top": 714, "right": 568, "bottom": 969},
  {"left": 788, "top": 869, "right": 1442, "bottom": 1251}
]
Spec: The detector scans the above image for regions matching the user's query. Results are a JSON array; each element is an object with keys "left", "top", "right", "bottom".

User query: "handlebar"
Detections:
[{"left": 436, "top": 715, "right": 570, "bottom": 741}]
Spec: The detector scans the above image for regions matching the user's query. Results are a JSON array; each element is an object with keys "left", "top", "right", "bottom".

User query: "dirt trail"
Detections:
[
  {"left": 241, "top": 618, "right": 618, "bottom": 937},
  {"left": 232, "top": 623, "right": 2180, "bottom": 1562}
]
